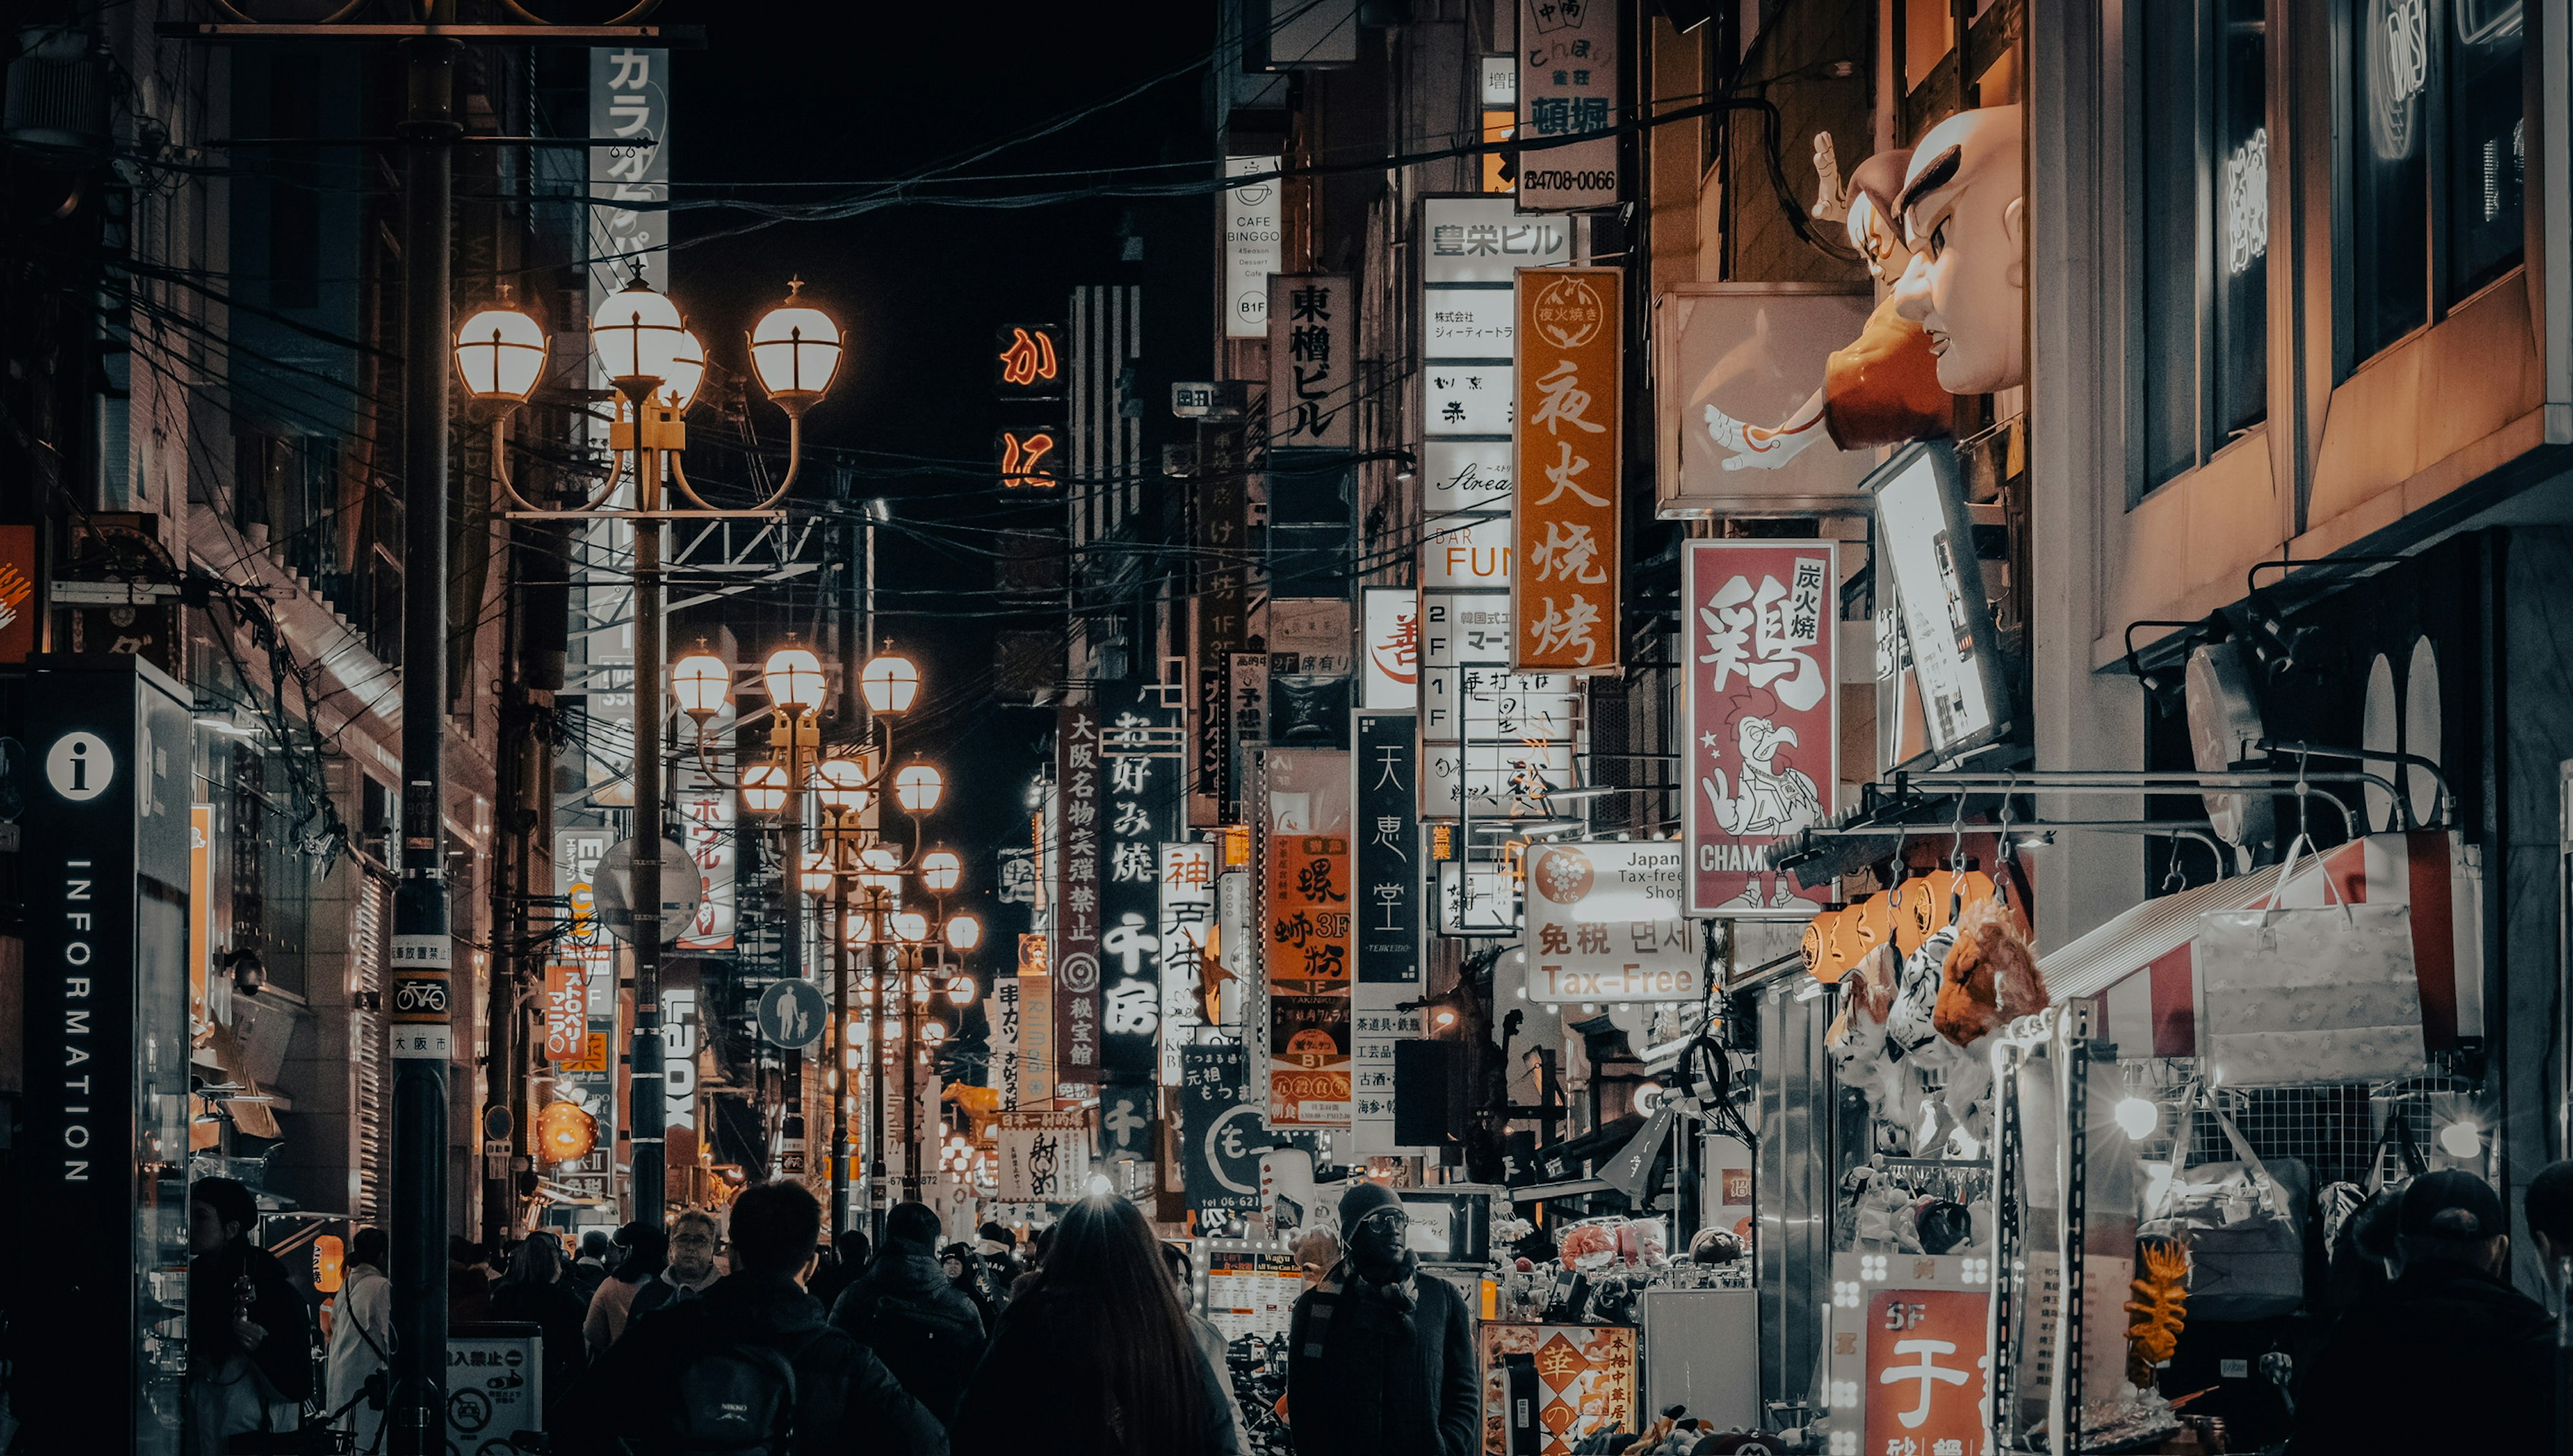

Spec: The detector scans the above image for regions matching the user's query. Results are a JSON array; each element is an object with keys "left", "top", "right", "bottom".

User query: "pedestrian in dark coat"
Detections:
[
  {"left": 490, "top": 1231, "right": 590, "bottom": 1414},
  {"left": 186, "top": 1177, "right": 314, "bottom": 1455},
  {"left": 567, "top": 1229, "right": 614, "bottom": 1308},
  {"left": 1284, "top": 1183, "right": 1479, "bottom": 1456},
  {"left": 2290, "top": 1171, "right": 2556, "bottom": 1453},
  {"left": 559, "top": 1181, "right": 944, "bottom": 1456},
  {"left": 830, "top": 1203, "right": 986, "bottom": 1427},
  {"left": 950, "top": 1196, "right": 1238, "bottom": 1456}
]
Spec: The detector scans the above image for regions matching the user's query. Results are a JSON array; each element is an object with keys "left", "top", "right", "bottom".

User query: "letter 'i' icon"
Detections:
[{"left": 46, "top": 732, "right": 113, "bottom": 803}]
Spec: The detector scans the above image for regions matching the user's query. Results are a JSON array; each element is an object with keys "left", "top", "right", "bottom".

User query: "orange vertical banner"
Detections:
[{"left": 1513, "top": 268, "right": 1622, "bottom": 673}]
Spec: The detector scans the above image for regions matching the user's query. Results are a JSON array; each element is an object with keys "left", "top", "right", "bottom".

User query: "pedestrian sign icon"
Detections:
[{"left": 757, "top": 978, "right": 829, "bottom": 1051}]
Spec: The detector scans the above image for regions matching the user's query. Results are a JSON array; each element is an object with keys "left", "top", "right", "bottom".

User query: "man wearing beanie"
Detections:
[
  {"left": 1284, "top": 1182, "right": 1478, "bottom": 1456},
  {"left": 2290, "top": 1169, "right": 2554, "bottom": 1451}
]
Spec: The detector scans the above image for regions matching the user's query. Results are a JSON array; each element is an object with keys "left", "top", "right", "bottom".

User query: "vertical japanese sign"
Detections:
[
  {"left": 1354, "top": 717, "right": 1423, "bottom": 986},
  {"left": 1159, "top": 842, "right": 1217, "bottom": 1085},
  {"left": 1053, "top": 704, "right": 1104, "bottom": 1093},
  {"left": 1193, "top": 424, "right": 1254, "bottom": 826},
  {"left": 673, "top": 685, "right": 736, "bottom": 948},
  {"left": 1267, "top": 275, "right": 1354, "bottom": 450},
  {"left": 1353, "top": 714, "right": 1425, "bottom": 1153},
  {"left": 1516, "top": 0, "right": 1620, "bottom": 211},
  {"left": 589, "top": 48, "right": 667, "bottom": 294},
  {"left": 1224, "top": 157, "right": 1283, "bottom": 338},
  {"left": 1513, "top": 268, "right": 1620, "bottom": 672},
  {"left": 1018, "top": 935, "right": 1054, "bottom": 1110},
  {"left": 1100, "top": 685, "right": 1183, "bottom": 1084},
  {"left": 1180, "top": 1043, "right": 1264, "bottom": 1214},
  {"left": 1419, "top": 200, "right": 1579, "bottom": 827},
  {"left": 553, "top": 829, "right": 620, "bottom": 1203},
  {"left": 1361, "top": 586, "right": 1421, "bottom": 710},
  {"left": 1262, "top": 748, "right": 1353, "bottom": 1127},
  {"left": 990, "top": 977, "right": 1021, "bottom": 1108},
  {"left": 577, "top": 48, "right": 666, "bottom": 814},
  {"left": 1681, "top": 541, "right": 1838, "bottom": 917},
  {"left": 543, "top": 964, "right": 588, "bottom": 1062}
]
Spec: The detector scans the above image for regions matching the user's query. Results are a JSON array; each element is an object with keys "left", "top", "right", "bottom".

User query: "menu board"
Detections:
[{"left": 1203, "top": 1247, "right": 1307, "bottom": 1343}]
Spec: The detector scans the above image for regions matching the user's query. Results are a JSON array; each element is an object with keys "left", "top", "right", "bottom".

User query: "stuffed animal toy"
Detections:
[
  {"left": 1922, "top": 893, "right": 2050, "bottom": 1140},
  {"left": 1932, "top": 892, "right": 2050, "bottom": 1046},
  {"left": 1825, "top": 941, "right": 1912, "bottom": 1124},
  {"left": 1884, "top": 924, "right": 1965, "bottom": 1144}
]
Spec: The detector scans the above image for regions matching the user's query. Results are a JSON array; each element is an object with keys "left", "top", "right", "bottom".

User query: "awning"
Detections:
[{"left": 2042, "top": 832, "right": 2481, "bottom": 1060}]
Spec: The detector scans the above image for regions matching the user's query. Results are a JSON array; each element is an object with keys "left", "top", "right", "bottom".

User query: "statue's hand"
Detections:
[{"left": 1811, "top": 131, "right": 1849, "bottom": 224}]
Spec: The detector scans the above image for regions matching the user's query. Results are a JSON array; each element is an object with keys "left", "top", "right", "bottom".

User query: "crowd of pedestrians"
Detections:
[{"left": 170, "top": 1155, "right": 2573, "bottom": 1456}]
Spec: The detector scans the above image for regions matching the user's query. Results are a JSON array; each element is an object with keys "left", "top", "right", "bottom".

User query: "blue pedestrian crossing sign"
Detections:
[{"left": 758, "top": 979, "right": 829, "bottom": 1050}]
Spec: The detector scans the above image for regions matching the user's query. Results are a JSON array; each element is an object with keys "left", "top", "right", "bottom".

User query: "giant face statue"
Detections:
[{"left": 1892, "top": 106, "right": 2026, "bottom": 394}]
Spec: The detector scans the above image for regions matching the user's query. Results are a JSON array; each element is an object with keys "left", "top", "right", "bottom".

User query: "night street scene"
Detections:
[{"left": 0, "top": 0, "right": 2567, "bottom": 1451}]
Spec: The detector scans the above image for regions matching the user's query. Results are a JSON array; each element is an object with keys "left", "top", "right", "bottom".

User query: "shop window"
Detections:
[
  {"left": 2341, "top": 0, "right": 2525, "bottom": 371},
  {"left": 2135, "top": 0, "right": 2269, "bottom": 497}
]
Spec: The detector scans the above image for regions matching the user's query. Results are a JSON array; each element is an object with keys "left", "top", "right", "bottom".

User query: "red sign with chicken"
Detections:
[{"left": 1683, "top": 540, "right": 1839, "bottom": 917}]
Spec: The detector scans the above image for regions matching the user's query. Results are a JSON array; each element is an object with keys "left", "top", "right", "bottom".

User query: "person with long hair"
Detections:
[
  {"left": 492, "top": 1230, "right": 590, "bottom": 1413},
  {"left": 584, "top": 1223, "right": 667, "bottom": 1358},
  {"left": 951, "top": 1197, "right": 1239, "bottom": 1456}
]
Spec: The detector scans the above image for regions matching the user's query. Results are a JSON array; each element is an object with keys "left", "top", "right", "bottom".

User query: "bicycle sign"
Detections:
[{"left": 392, "top": 975, "right": 450, "bottom": 1016}]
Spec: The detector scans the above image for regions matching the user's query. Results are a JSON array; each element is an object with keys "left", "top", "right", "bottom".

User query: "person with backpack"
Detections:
[
  {"left": 950, "top": 1195, "right": 1238, "bottom": 1456},
  {"left": 829, "top": 1203, "right": 985, "bottom": 1427},
  {"left": 326, "top": 1227, "right": 394, "bottom": 1453},
  {"left": 558, "top": 1180, "right": 945, "bottom": 1456}
]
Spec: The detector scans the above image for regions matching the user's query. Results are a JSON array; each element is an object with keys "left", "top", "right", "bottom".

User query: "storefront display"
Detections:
[{"left": 1478, "top": 1322, "right": 1636, "bottom": 1456}]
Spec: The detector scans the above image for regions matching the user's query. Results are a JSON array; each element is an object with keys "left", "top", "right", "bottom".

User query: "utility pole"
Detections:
[
  {"left": 629, "top": 427, "right": 669, "bottom": 1226},
  {"left": 148, "top": 15, "right": 699, "bottom": 1455},
  {"left": 386, "top": 23, "right": 458, "bottom": 1456}
]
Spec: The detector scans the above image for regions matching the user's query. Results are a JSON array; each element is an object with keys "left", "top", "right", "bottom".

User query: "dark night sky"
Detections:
[{"left": 655, "top": 1, "right": 1216, "bottom": 923}]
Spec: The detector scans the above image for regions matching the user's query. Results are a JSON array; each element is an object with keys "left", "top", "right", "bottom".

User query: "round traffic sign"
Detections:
[{"left": 758, "top": 978, "right": 830, "bottom": 1050}]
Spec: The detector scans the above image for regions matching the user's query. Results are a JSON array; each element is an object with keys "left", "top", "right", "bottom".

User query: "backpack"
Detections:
[{"left": 646, "top": 1323, "right": 822, "bottom": 1456}]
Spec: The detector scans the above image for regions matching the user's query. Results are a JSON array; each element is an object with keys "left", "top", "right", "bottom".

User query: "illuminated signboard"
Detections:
[
  {"left": 998, "top": 425, "right": 1064, "bottom": 490},
  {"left": 994, "top": 323, "right": 1064, "bottom": 399}
]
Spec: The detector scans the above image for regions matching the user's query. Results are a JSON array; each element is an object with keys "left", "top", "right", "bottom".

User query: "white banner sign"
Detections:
[
  {"left": 1361, "top": 587, "right": 1421, "bottom": 710},
  {"left": 1225, "top": 157, "right": 1284, "bottom": 338},
  {"left": 1523, "top": 841, "right": 1703, "bottom": 1002},
  {"left": 994, "top": 1110, "right": 1092, "bottom": 1201},
  {"left": 1159, "top": 842, "right": 1217, "bottom": 1085}
]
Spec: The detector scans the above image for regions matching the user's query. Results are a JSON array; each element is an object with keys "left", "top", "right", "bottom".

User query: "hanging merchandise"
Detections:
[
  {"left": 2140, "top": 1096, "right": 2310, "bottom": 1323},
  {"left": 2194, "top": 833, "right": 2427, "bottom": 1085}
]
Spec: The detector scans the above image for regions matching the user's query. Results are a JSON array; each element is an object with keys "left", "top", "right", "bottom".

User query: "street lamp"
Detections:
[
  {"left": 459, "top": 273, "right": 838, "bottom": 1230},
  {"left": 861, "top": 651, "right": 919, "bottom": 714},
  {"left": 453, "top": 304, "right": 547, "bottom": 403},
  {"left": 748, "top": 278, "right": 844, "bottom": 415},
  {"left": 919, "top": 849, "right": 962, "bottom": 892},
  {"left": 671, "top": 649, "right": 729, "bottom": 723},
  {"left": 764, "top": 644, "right": 826, "bottom": 714},
  {"left": 894, "top": 762, "right": 945, "bottom": 814},
  {"left": 944, "top": 913, "right": 981, "bottom": 951}
]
